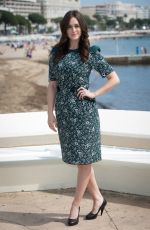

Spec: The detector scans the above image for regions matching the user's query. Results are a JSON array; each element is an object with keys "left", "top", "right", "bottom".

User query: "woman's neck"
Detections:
[{"left": 69, "top": 41, "right": 79, "bottom": 50}]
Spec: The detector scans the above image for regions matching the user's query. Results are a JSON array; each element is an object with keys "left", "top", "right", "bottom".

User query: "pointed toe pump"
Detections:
[
  {"left": 67, "top": 207, "right": 80, "bottom": 226},
  {"left": 86, "top": 199, "right": 107, "bottom": 220}
]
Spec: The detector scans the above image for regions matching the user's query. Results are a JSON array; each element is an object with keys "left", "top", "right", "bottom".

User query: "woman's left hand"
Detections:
[{"left": 76, "top": 87, "right": 96, "bottom": 100}]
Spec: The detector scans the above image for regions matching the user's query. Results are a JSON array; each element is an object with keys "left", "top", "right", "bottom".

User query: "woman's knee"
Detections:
[{"left": 77, "top": 164, "right": 92, "bottom": 171}]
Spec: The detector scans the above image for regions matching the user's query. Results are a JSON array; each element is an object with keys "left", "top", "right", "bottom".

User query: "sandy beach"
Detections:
[{"left": 0, "top": 43, "right": 53, "bottom": 114}]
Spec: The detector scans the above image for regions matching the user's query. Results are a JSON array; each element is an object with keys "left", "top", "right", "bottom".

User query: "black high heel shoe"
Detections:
[
  {"left": 85, "top": 199, "right": 107, "bottom": 220},
  {"left": 67, "top": 206, "right": 80, "bottom": 226}
]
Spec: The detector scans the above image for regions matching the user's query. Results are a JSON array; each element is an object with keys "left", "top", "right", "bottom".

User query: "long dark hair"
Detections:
[{"left": 53, "top": 10, "right": 90, "bottom": 63}]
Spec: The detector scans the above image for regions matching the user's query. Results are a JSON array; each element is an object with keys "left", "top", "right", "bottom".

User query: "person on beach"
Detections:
[
  {"left": 141, "top": 46, "right": 147, "bottom": 54},
  {"left": 136, "top": 46, "right": 140, "bottom": 55},
  {"left": 47, "top": 10, "right": 120, "bottom": 226}
]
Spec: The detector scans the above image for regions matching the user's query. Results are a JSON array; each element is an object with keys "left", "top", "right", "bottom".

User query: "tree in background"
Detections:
[
  {"left": 51, "top": 17, "right": 63, "bottom": 31},
  {"left": 51, "top": 17, "right": 63, "bottom": 24},
  {"left": 106, "top": 19, "right": 116, "bottom": 30},
  {"left": 135, "top": 18, "right": 144, "bottom": 29},
  {"left": 83, "top": 15, "right": 97, "bottom": 31},
  {"left": 127, "top": 18, "right": 150, "bottom": 30},
  {"left": 26, "top": 20, "right": 31, "bottom": 34},
  {"left": 93, "top": 14, "right": 107, "bottom": 30},
  {"left": 0, "top": 10, "right": 17, "bottom": 35},
  {"left": 15, "top": 15, "right": 29, "bottom": 34},
  {"left": 28, "top": 13, "right": 47, "bottom": 33}
]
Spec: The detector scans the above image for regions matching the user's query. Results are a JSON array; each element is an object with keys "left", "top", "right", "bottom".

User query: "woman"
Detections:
[{"left": 47, "top": 10, "right": 120, "bottom": 226}]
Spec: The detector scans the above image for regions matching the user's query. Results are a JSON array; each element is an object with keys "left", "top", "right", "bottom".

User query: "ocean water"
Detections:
[
  {"left": 89, "top": 36, "right": 150, "bottom": 111},
  {"left": 90, "top": 65, "right": 150, "bottom": 111},
  {"left": 92, "top": 36, "right": 150, "bottom": 56}
]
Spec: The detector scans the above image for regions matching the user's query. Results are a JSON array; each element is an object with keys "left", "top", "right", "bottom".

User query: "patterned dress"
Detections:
[{"left": 48, "top": 45, "right": 113, "bottom": 165}]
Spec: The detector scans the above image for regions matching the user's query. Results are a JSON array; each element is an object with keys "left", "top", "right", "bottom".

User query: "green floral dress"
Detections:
[{"left": 48, "top": 45, "right": 113, "bottom": 165}]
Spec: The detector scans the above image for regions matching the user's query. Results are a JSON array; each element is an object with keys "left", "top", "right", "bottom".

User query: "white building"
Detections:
[
  {"left": 0, "top": 0, "right": 41, "bottom": 18},
  {"left": 96, "top": 4, "right": 112, "bottom": 18},
  {"left": 37, "top": 0, "right": 80, "bottom": 25},
  {"left": 80, "top": 5, "right": 96, "bottom": 19},
  {"left": 135, "top": 5, "right": 150, "bottom": 19},
  {"left": 94, "top": 1, "right": 150, "bottom": 22},
  {"left": 0, "top": 0, "right": 81, "bottom": 26}
]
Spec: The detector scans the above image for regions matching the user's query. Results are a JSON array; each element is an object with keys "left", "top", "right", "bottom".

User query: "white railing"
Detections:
[{"left": 0, "top": 110, "right": 150, "bottom": 195}]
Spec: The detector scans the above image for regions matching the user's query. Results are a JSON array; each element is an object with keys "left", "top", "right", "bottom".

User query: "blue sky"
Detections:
[{"left": 80, "top": 0, "right": 149, "bottom": 6}]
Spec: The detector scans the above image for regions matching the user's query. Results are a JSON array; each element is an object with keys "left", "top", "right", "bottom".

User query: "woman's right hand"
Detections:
[{"left": 48, "top": 114, "right": 58, "bottom": 132}]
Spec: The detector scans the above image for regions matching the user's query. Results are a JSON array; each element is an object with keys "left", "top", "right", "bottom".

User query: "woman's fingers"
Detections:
[
  {"left": 48, "top": 118, "right": 57, "bottom": 132},
  {"left": 77, "top": 87, "right": 90, "bottom": 99},
  {"left": 50, "top": 123, "right": 57, "bottom": 132},
  {"left": 77, "top": 87, "right": 86, "bottom": 99},
  {"left": 77, "top": 87, "right": 95, "bottom": 100}
]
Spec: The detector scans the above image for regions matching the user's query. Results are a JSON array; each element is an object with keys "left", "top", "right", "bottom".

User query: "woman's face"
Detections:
[{"left": 66, "top": 17, "right": 81, "bottom": 42}]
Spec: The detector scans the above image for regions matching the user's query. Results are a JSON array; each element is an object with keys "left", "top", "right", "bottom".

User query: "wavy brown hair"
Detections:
[{"left": 53, "top": 10, "right": 90, "bottom": 63}]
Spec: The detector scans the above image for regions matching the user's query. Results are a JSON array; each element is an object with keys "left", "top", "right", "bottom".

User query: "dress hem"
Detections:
[{"left": 62, "top": 158, "right": 102, "bottom": 165}]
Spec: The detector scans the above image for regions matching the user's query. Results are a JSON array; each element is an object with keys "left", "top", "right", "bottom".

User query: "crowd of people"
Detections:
[{"left": 9, "top": 39, "right": 49, "bottom": 58}]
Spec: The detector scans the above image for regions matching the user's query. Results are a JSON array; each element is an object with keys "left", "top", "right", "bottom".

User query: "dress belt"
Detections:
[
  {"left": 57, "top": 85, "right": 85, "bottom": 93},
  {"left": 57, "top": 85, "right": 95, "bottom": 102}
]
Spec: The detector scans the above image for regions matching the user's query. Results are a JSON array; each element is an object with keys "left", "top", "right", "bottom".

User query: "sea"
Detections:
[{"left": 89, "top": 36, "right": 150, "bottom": 111}]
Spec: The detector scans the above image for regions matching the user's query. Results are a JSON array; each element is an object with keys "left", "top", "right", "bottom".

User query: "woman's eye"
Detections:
[
  {"left": 67, "top": 24, "right": 80, "bottom": 29},
  {"left": 75, "top": 24, "right": 80, "bottom": 28}
]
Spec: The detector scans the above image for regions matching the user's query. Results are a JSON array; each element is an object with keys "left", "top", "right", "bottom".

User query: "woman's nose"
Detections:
[{"left": 72, "top": 26, "right": 76, "bottom": 32}]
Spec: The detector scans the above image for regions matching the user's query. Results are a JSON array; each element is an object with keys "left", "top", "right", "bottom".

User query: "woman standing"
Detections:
[{"left": 47, "top": 10, "right": 120, "bottom": 226}]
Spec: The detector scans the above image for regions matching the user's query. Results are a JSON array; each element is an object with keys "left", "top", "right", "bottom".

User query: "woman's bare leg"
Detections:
[
  {"left": 69, "top": 164, "right": 92, "bottom": 219},
  {"left": 86, "top": 166, "right": 104, "bottom": 213}
]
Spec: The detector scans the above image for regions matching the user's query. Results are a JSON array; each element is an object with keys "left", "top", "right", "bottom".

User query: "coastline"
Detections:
[{"left": 89, "top": 29, "right": 150, "bottom": 41}]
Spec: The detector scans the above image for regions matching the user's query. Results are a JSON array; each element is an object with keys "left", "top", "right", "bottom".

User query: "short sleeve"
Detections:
[
  {"left": 90, "top": 45, "right": 113, "bottom": 78},
  {"left": 48, "top": 48, "right": 57, "bottom": 81}
]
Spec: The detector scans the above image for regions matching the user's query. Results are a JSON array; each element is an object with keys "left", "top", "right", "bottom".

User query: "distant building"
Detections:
[
  {"left": 0, "top": 0, "right": 81, "bottom": 26},
  {"left": 135, "top": 5, "right": 150, "bottom": 19},
  {"left": 80, "top": 6, "right": 96, "bottom": 19},
  {"left": 96, "top": 4, "right": 112, "bottom": 18},
  {"left": 37, "top": 0, "right": 80, "bottom": 25},
  {"left": 81, "top": 1, "right": 150, "bottom": 22},
  {"left": 0, "top": 0, "right": 41, "bottom": 18},
  {"left": 111, "top": 1, "right": 137, "bottom": 21},
  {"left": 0, "top": 5, "right": 13, "bottom": 12}
]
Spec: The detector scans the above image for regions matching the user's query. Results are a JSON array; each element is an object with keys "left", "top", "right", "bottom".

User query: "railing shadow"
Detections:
[
  {"left": 0, "top": 211, "right": 75, "bottom": 226},
  {"left": 42, "top": 188, "right": 150, "bottom": 209}
]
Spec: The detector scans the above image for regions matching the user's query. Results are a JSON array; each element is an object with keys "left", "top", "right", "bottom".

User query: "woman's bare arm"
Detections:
[
  {"left": 77, "top": 71, "right": 120, "bottom": 99},
  {"left": 94, "top": 71, "right": 120, "bottom": 97},
  {"left": 47, "top": 81, "right": 58, "bottom": 132}
]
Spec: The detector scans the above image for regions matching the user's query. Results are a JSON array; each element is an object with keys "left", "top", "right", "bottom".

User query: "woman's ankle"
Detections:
[
  {"left": 93, "top": 196, "right": 104, "bottom": 204},
  {"left": 72, "top": 201, "right": 80, "bottom": 209}
]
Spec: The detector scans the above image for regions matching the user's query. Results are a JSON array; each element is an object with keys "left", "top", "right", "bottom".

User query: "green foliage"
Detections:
[
  {"left": 135, "top": 18, "right": 143, "bottom": 29},
  {"left": 106, "top": 19, "right": 116, "bottom": 28},
  {"left": 83, "top": 15, "right": 96, "bottom": 26},
  {"left": 92, "top": 13, "right": 150, "bottom": 30},
  {"left": 16, "top": 15, "right": 28, "bottom": 26},
  {"left": 128, "top": 18, "right": 150, "bottom": 29},
  {"left": 47, "top": 27, "right": 55, "bottom": 33},
  {"left": 93, "top": 14, "right": 102, "bottom": 21},
  {"left": 0, "top": 10, "right": 17, "bottom": 34},
  {"left": 26, "top": 20, "right": 31, "bottom": 34},
  {"left": 15, "top": 15, "right": 29, "bottom": 34},
  {"left": 82, "top": 14, "right": 97, "bottom": 30},
  {"left": 28, "top": 13, "right": 47, "bottom": 25},
  {"left": 0, "top": 10, "right": 17, "bottom": 25},
  {"left": 128, "top": 18, "right": 135, "bottom": 29}
]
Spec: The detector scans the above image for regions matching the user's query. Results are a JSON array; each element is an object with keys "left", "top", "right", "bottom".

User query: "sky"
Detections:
[{"left": 80, "top": 0, "right": 149, "bottom": 6}]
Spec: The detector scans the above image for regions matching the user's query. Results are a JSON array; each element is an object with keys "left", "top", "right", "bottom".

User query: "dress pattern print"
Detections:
[{"left": 48, "top": 46, "right": 113, "bottom": 165}]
